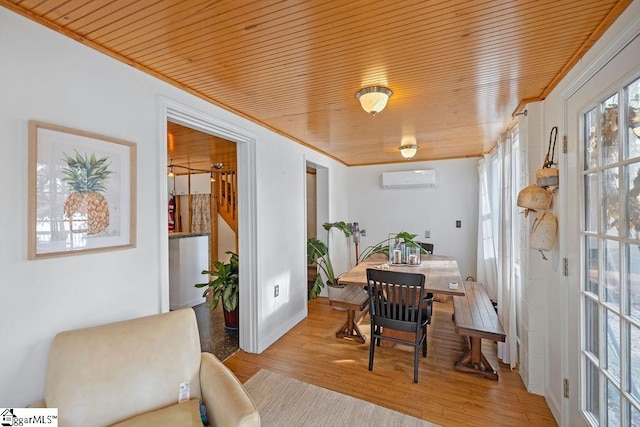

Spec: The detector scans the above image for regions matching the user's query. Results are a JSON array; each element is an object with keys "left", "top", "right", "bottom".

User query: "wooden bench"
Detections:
[
  {"left": 329, "top": 284, "right": 370, "bottom": 343},
  {"left": 453, "top": 281, "right": 505, "bottom": 380}
]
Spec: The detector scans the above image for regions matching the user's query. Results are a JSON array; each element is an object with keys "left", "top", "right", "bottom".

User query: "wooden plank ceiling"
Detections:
[
  {"left": 167, "top": 121, "right": 237, "bottom": 175},
  {"left": 3, "top": 0, "right": 631, "bottom": 166}
]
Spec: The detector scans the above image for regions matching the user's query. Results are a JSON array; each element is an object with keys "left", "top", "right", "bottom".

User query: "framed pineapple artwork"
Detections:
[{"left": 28, "top": 121, "right": 137, "bottom": 259}]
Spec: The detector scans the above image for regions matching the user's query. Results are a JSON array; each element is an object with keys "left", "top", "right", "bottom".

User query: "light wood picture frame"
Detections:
[{"left": 28, "top": 121, "right": 137, "bottom": 259}]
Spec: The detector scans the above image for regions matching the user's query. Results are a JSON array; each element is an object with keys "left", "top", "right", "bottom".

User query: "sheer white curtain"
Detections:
[
  {"left": 496, "top": 132, "right": 519, "bottom": 368},
  {"left": 477, "top": 155, "right": 498, "bottom": 301},
  {"left": 478, "top": 132, "right": 518, "bottom": 369}
]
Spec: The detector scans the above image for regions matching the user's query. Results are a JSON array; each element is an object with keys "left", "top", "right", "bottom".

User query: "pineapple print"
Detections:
[{"left": 61, "top": 151, "right": 113, "bottom": 234}]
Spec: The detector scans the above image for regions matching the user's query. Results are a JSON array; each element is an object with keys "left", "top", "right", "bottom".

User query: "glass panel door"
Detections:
[{"left": 580, "top": 76, "right": 640, "bottom": 426}]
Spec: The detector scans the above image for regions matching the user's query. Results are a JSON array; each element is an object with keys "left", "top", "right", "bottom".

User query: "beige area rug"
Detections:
[{"left": 243, "top": 369, "right": 439, "bottom": 427}]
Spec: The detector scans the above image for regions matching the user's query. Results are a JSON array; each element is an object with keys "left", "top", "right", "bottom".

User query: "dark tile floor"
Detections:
[{"left": 192, "top": 303, "right": 239, "bottom": 361}]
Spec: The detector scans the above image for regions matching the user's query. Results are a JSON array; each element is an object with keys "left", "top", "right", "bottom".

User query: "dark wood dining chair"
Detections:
[
  {"left": 365, "top": 268, "right": 433, "bottom": 383},
  {"left": 417, "top": 241, "right": 434, "bottom": 254}
]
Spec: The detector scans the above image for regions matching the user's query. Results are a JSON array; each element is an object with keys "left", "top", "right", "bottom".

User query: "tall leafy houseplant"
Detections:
[
  {"left": 195, "top": 251, "right": 239, "bottom": 330},
  {"left": 307, "top": 221, "right": 352, "bottom": 299}
]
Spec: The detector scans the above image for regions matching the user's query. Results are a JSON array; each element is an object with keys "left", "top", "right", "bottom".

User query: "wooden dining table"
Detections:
[{"left": 330, "top": 255, "right": 465, "bottom": 343}]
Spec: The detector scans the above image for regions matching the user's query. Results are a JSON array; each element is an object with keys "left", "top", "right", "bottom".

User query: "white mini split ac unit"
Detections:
[{"left": 382, "top": 169, "right": 436, "bottom": 188}]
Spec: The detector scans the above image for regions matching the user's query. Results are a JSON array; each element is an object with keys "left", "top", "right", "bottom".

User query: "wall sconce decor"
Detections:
[{"left": 356, "top": 86, "right": 392, "bottom": 116}]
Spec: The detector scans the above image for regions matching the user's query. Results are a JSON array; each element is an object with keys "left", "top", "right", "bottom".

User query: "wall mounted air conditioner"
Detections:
[{"left": 382, "top": 169, "right": 436, "bottom": 188}]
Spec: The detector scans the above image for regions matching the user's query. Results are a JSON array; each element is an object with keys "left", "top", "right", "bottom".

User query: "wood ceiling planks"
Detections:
[
  {"left": 167, "top": 121, "right": 237, "bottom": 175},
  {"left": 2, "top": 0, "right": 631, "bottom": 165}
]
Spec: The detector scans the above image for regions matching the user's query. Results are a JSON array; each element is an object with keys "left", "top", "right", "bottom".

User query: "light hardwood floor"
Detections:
[{"left": 224, "top": 297, "right": 557, "bottom": 427}]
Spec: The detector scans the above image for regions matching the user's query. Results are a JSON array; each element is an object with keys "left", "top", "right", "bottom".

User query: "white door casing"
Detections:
[{"left": 159, "top": 97, "right": 260, "bottom": 353}]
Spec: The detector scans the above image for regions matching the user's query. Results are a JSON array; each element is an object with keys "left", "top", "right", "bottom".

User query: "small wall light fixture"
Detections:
[
  {"left": 356, "top": 86, "right": 392, "bottom": 116},
  {"left": 399, "top": 143, "right": 418, "bottom": 159}
]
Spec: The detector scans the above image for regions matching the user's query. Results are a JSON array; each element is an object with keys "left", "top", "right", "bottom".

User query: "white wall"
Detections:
[
  {"left": 0, "top": 7, "right": 345, "bottom": 406},
  {"left": 517, "top": 101, "right": 549, "bottom": 396},
  {"left": 346, "top": 159, "right": 479, "bottom": 279},
  {"left": 218, "top": 213, "right": 236, "bottom": 262}
]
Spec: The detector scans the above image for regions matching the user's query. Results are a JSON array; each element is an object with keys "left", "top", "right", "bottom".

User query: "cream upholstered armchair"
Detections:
[{"left": 33, "top": 309, "right": 259, "bottom": 427}]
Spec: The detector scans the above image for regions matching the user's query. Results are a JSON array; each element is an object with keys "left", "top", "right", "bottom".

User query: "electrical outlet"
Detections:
[
  {"left": 456, "top": 220, "right": 461, "bottom": 228},
  {"left": 425, "top": 230, "right": 431, "bottom": 238},
  {"left": 360, "top": 229, "right": 366, "bottom": 237},
  {"left": 274, "top": 285, "right": 279, "bottom": 298}
]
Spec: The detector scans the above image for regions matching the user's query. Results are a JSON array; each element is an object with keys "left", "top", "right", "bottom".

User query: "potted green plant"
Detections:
[
  {"left": 358, "top": 231, "right": 426, "bottom": 263},
  {"left": 195, "top": 251, "right": 239, "bottom": 330},
  {"left": 307, "top": 221, "right": 352, "bottom": 299}
]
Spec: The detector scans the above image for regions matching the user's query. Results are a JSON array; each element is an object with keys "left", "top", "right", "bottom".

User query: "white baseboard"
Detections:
[
  {"left": 545, "top": 391, "right": 561, "bottom": 425},
  {"left": 170, "top": 297, "right": 206, "bottom": 311}
]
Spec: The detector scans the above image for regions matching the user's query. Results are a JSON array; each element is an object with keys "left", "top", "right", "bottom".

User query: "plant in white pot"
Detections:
[
  {"left": 195, "top": 251, "right": 239, "bottom": 330},
  {"left": 307, "top": 221, "right": 352, "bottom": 300}
]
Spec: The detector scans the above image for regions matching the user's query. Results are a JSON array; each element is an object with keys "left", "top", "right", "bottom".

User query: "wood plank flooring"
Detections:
[{"left": 224, "top": 297, "right": 557, "bottom": 426}]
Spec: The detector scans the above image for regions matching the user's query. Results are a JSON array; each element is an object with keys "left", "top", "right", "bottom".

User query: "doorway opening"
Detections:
[
  {"left": 161, "top": 96, "right": 260, "bottom": 354},
  {"left": 306, "top": 166, "right": 317, "bottom": 297},
  {"left": 305, "top": 161, "right": 329, "bottom": 299},
  {"left": 167, "top": 120, "right": 239, "bottom": 360}
]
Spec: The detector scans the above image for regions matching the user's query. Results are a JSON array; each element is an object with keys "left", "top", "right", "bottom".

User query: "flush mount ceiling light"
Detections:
[
  {"left": 356, "top": 86, "right": 392, "bottom": 116},
  {"left": 210, "top": 162, "right": 223, "bottom": 182},
  {"left": 399, "top": 144, "right": 418, "bottom": 159}
]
